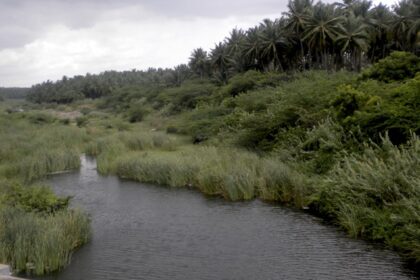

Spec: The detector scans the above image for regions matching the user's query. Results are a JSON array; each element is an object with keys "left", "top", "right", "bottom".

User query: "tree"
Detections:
[
  {"left": 367, "top": 4, "right": 393, "bottom": 61},
  {"left": 258, "top": 19, "right": 289, "bottom": 71},
  {"left": 284, "top": 0, "right": 313, "bottom": 68},
  {"left": 243, "top": 27, "right": 263, "bottom": 70},
  {"left": 188, "top": 48, "right": 211, "bottom": 79},
  {"left": 336, "top": 12, "right": 370, "bottom": 70},
  {"left": 210, "top": 42, "right": 232, "bottom": 84},
  {"left": 225, "top": 28, "right": 247, "bottom": 73},
  {"left": 392, "top": 0, "right": 419, "bottom": 52},
  {"left": 303, "top": 3, "right": 343, "bottom": 69}
]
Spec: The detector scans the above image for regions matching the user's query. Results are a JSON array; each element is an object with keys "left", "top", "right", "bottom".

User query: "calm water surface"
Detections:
[{"left": 36, "top": 156, "right": 417, "bottom": 280}]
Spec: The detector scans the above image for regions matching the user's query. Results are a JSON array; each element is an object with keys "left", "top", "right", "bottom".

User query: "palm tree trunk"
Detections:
[{"left": 300, "top": 40, "right": 305, "bottom": 70}]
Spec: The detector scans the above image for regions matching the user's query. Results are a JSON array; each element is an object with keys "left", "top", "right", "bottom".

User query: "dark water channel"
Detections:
[{"left": 37, "top": 156, "right": 417, "bottom": 280}]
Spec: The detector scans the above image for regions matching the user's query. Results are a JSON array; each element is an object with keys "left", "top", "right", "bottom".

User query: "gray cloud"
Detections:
[{"left": 0, "top": 0, "right": 287, "bottom": 49}]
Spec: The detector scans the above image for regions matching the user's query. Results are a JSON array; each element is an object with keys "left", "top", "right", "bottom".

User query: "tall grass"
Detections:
[
  {"left": 19, "top": 148, "right": 80, "bottom": 182},
  {"left": 97, "top": 126, "right": 420, "bottom": 267},
  {"left": 318, "top": 135, "right": 420, "bottom": 264},
  {"left": 85, "top": 130, "right": 179, "bottom": 174},
  {"left": 0, "top": 207, "right": 90, "bottom": 275},
  {"left": 0, "top": 112, "right": 91, "bottom": 276},
  {"left": 113, "top": 146, "right": 310, "bottom": 202},
  {"left": 258, "top": 159, "right": 312, "bottom": 208},
  {"left": 0, "top": 115, "right": 89, "bottom": 182}
]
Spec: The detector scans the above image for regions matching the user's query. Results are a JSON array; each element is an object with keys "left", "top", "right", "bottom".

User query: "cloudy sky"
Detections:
[{"left": 0, "top": 0, "right": 396, "bottom": 87}]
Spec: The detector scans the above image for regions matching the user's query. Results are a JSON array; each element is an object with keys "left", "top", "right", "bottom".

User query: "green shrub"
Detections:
[
  {"left": 127, "top": 105, "right": 149, "bottom": 123},
  {"left": 75, "top": 116, "right": 88, "bottom": 127},
  {"left": 224, "top": 70, "right": 264, "bottom": 97},
  {"left": 166, "top": 126, "right": 178, "bottom": 134},
  {"left": 336, "top": 74, "right": 420, "bottom": 144},
  {"left": 26, "top": 112, "right": 56, "bottom": 125},
  {"left": 157, "top": 81, "right": 216, "bottom": 114},
  {"left": 59, "top": 118, "right": 70, "bottom": 125},
  {"left": 361, "top": 51, "right": 420, "bottom": 82},
  {"left": 0, "top": 183, "right": 69, "bottom": 214}
]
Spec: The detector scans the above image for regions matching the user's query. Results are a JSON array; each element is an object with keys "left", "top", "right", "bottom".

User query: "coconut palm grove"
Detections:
[{"left": 0, "top": 0, "right": 419, "bottom": 277}]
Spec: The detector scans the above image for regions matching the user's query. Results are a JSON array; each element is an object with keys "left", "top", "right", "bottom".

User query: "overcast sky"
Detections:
[{"left": 0, "top": 0, "right": 397, "bottom": 87}]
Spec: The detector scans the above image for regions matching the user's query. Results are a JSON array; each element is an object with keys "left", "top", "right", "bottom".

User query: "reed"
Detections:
[
  {"left": 113, "top": 146, "right": 309, "bottom": 202},
  {"left": 318, "top": 135, "right": 420, "bottom": 264},
  {"left": 0, "top": 207, "right": 90, "bottom": 275}
]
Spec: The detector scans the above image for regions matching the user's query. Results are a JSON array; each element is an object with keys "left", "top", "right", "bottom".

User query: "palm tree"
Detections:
[
  {"left": 210, "top": 42, "right": 232, "bottom": 83},
  {"left": 225, "top": 28, "right": 247, "bottom": 73},
  {"left": 188, "top": 48, "right": 210, "bottom": 79},
  {"left": 367, "top": 3, "right": 393, "bottom": 61},
  {"left": 243, "top": 27, "right": 263, "bottom": 70},
  {"left": 303, "top": 2, "right": 343, "bottom": 69},
  {"left": 392, "top": 0, "right": 419, "bottom": 52},
  {"left": 258, "top": 19, "right": 289, "bottom": 71},
  {"left": 283, "top": 0, "right": 313, "bottom": 68},
  {"left": 336, "top": 12, "right": 370, "bottom": 70},
  {"left": 172, "top": 64, "right": 191, "bottom": 86}
]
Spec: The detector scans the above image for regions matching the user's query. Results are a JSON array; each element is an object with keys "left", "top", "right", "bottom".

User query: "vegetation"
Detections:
[
  {"left": 26, "top": 0, "right": 419, "bottom": 104},
  {"left": 0, "top": 107, "right": 91, "bottom": 276},
  {"left": 62, "top": 53, "right": 417, "bottom": 269},
  {"left": 0, "top": 88, "right": 29, "bottom": 100},
  {"left": 0, "top": 206, "right": 90, "bottom": 275},
  {"left": 0, "top": 0, "right": 419, "bottom": 275}
]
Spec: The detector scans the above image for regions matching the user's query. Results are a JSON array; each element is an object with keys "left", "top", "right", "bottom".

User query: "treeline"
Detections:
[
  {"left": 27, "top": 68, "right": 191, "bottom": 104},
  {"left": 27, "top": 0, "right": 419, "bottom": 104},
  {"left": 0, "top": 87, "right": 30, "bottom": 100}
]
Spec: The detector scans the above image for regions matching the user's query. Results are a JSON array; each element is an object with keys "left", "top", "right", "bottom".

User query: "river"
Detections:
[{"left": 36, "top": 156, "right": 417, "bottom": 280}]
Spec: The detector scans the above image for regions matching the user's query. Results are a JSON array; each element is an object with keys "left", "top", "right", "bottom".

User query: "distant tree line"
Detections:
[
  {"left": 0, "top": 88, "right": 30, "bottom": 100},
  {"left": 27, "top": 0, "right": 419, "bottom": 103}
]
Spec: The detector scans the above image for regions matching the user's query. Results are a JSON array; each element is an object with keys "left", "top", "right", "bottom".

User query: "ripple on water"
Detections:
[{"left": 35, "top": 156, "right": 417, "bottom": 280}]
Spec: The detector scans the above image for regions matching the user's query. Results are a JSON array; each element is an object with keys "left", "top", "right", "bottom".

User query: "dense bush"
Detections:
[
  {"left": 335, "top": 74, "right": 420, "bottom": 144},
  {"left": 157, "top": 81, "right": 216, "bottom": 114},
  {"left": 26, "top": 112, "right": 56, "bottom": 125},
  {"left": 361, "top": 51, "right": 420, "bottom": 82},
  {"left": 127, "top": 105, "right": 149, "bottom": 123},
  {"left": 223, "top": 70, "right": 264, "bottom": 97}
]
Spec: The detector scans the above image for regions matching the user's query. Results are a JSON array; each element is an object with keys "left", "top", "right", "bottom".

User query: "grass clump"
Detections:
[
  {"left": 112, "top": 146, "right": 311, "bottom": 203},
  {"left": 317, "top": 135, "right": 420, "bottom": 264},
  {"left": 20, "top": 149, "right": 80, "bottom": 183},
  {"left": 0, "top": 207, "right": 90, "bottom": 275}
]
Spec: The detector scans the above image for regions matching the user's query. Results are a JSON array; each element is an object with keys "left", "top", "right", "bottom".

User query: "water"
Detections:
[{"left": 37, "top": 156, "right": 417, "bottom": 280}]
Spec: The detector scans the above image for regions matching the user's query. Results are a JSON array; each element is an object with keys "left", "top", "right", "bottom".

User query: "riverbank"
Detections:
[{"left": 35, "top": 156, "right": 417, "bottom": 279}]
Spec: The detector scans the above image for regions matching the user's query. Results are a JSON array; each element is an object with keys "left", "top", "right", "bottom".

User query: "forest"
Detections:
[{"left": 0, "top": 0, "right": 419, "bottom": 277}]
